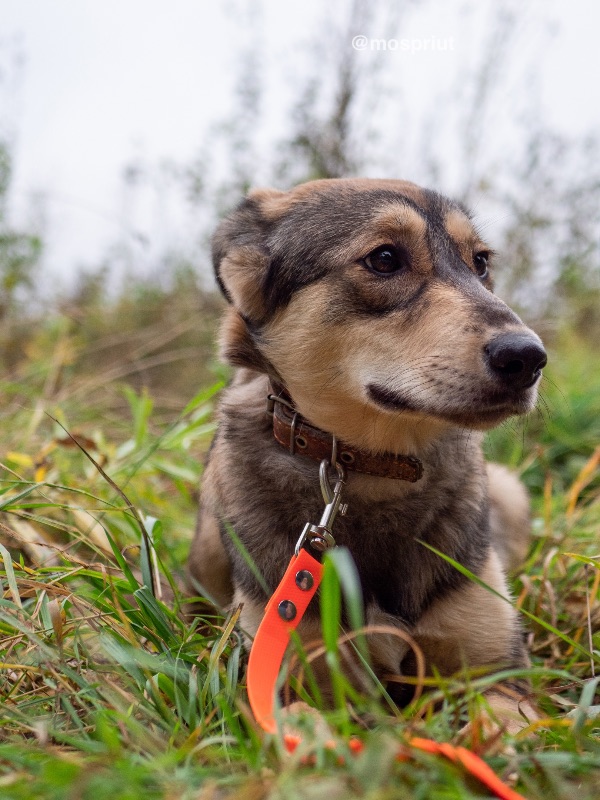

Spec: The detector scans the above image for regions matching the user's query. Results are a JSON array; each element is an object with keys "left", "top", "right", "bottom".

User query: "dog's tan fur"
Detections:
[{"left": 188, "top": 178, "right": 546, "bottom": 723}]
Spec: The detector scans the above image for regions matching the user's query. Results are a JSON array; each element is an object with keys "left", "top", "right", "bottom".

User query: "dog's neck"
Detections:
[{"left": 267, "top": 381, "right": 423, "bottom": 482}]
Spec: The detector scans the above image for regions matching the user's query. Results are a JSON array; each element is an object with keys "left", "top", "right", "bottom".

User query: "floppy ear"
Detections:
[
  {"left": 212, "top": 188, "right": 286, "bottom": 322},
  {"left": 212, "top": 188, "right": 286, "bottom": 374}
]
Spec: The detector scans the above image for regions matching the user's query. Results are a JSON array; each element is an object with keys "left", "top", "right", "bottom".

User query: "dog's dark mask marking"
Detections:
[{"left": 214, "top": 185, "right": 496, "bottom": 324}]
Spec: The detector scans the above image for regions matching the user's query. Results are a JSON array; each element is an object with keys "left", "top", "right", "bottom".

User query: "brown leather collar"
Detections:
[{"left": 267, "top": 383, "right": 423, "bottom": 482}]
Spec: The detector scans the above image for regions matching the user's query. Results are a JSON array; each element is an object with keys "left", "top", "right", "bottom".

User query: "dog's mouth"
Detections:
[{"left": 366, "top": 379, "right": 538, "bottom": 426}]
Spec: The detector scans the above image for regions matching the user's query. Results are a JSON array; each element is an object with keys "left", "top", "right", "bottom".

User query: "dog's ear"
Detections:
[
  {"left": 213, "top": 188, "right": 286, "bottom": 322},
  {"left": 213, "top": 188, "right": 286, "bottom": 374}
]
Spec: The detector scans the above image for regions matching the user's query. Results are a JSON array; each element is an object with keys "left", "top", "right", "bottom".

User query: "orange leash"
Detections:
[
  {"left": 282, "top": 735, "right": 525, "bottom": 800},
  {"left": 247, "top": 547, "right": 324, "bottom": 734},
  {"left": 246, "top": 457, "right": 527, "bottom": 800}
]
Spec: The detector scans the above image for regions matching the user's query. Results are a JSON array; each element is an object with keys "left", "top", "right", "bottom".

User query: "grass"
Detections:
[{"left": 0, "top": 306, "right": 599, "bottom": 799}]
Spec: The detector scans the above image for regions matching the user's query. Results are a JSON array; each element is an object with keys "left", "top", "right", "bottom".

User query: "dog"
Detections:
[{"left": 188, "top": 178, "right": 547, "bottom": 727}]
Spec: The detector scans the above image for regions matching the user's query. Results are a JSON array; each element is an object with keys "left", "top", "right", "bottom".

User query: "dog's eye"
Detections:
[
  {"left": 474, "top": 251, "right": 490, "bottom": 279},
  {"left": 363, "top": 245, "right": 404, "bottom": 275}
]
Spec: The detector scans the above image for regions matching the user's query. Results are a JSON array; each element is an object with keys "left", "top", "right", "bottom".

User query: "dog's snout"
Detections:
[{"left": 485, "top": 333, "right": 547, "bottom": 389}]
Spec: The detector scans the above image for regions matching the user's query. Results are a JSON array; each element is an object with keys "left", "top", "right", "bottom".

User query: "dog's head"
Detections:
[{"left": 213, "top": 178, "right": 546, "bottom": 453}]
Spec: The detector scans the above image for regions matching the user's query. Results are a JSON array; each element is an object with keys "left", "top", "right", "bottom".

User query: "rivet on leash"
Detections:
[
  {"left": 295, "top": 570, "right": 314, "bottom": 591},
  {"left": 278, "top": 599, "right": 297, "bottom": 621}
]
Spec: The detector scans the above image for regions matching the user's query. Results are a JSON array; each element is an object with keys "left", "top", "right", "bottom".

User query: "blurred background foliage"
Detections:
[{"left": 1, "top": 2, "right": 599, "bottom": 361}]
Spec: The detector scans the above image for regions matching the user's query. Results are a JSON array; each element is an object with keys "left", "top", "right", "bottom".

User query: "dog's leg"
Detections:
[
  {"left": 411, "top": 549, "right": 523, "bottom": 671},
  {"left": 410, "top": 548, "right": 537, "bottom": 732},
  {"left": 487, "top": 463, "right": 531, "bottom": 572},
  {"left": 187, "top": 509, "right": 234, "bottom": 609}
]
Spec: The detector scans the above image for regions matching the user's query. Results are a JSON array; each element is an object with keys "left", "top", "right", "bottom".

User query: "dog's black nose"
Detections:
[{"left": 485, "top": 333, "right": 547, "bottom": 389}]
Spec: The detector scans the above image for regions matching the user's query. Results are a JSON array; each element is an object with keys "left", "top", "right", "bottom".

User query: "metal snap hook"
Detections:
[
  {"left": 331, "top": 435, "right": 338, "bottom": 470},
  {"left": 319, "top": 457, "right": 346, "bottom": 505},
  {"left": 295, "top": 457, "right": 348, "bottom": 557},
  {"left": 289, "top": 412, "right": 299, "bottom": 454}
]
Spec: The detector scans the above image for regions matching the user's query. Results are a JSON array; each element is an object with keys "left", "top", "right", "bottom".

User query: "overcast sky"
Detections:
[{"left": 2, "top": 0, "right": 599, "bottom": 290}]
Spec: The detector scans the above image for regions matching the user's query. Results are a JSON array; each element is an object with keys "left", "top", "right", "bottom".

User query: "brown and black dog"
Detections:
[{"left": 188, "top": 178, "right": 546, "bottom": 725}]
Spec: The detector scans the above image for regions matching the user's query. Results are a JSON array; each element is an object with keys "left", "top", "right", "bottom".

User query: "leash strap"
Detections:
[{"left": 247, "top": 547, "right": 323, "bottom": 734}]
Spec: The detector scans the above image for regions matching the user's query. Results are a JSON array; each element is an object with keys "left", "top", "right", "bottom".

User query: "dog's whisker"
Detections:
[
  {"left": 540, "top": 374, "right": 568, "bottom": 410},
  {"left": 532, "top": 388, "right": 552, "bottom": 427}
]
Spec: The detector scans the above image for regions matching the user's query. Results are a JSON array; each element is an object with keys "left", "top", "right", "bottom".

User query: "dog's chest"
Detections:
[
  {"left": 215, "top": 380, "right": 490, "bottom": 626},
  {"left": 221, "top": 445, "right": 489, "bottom": 626}
]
